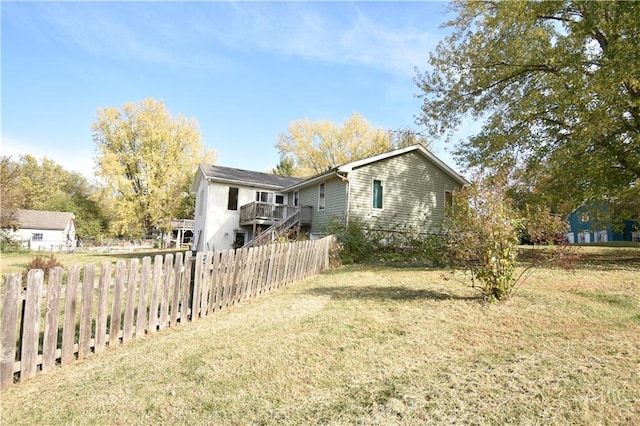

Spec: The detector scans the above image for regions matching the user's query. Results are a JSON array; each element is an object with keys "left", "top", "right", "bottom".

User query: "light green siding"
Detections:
[
  {"left": 347, "top": 151, "right": 462, "bottom": 234},
  {"left": 294, "top": 176, "right": 347, "bottom": 235}
]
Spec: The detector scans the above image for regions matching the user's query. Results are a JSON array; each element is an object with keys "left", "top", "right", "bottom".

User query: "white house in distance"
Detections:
[
  {"left": 13, "top": 209, "right": 77, "bottom": 252},
  {"left": 192, "top": 144, "right": 468, "bottom": 252}
]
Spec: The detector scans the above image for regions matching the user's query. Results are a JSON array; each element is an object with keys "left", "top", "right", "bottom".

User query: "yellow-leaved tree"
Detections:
[
  {"left": 275, "top": 112, "right": 427, "bottom": 178},
  {"left": 92, "top": 98, "right": 217, "bottom": 238}
]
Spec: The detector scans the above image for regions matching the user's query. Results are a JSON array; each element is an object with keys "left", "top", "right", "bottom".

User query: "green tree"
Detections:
[
  {"left": 2, "top": 155, "right": 109, "bottom": 239},
  {"left": 271, "top": 157, "right": 296, "bottom": 177},
  {"left": 0, "top": 156, "right": 23, "bottom": 230},
  {"left": 416, "top": 1, "right": 640, "bottom": 221},
  {"left": 92, "top": 98, "right": 217, "bottom": 238}
]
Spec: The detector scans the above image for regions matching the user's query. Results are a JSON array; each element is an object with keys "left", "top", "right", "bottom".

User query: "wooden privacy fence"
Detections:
[{"left": 0, "top": 237, "right": 332, "bottom": 390}]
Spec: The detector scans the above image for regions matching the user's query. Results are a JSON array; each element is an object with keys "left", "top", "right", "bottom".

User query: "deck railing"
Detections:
[{"left": 239, "top": 202, "right": 299, "bottom": 224}]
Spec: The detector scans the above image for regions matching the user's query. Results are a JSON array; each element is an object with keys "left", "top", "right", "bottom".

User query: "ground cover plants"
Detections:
[{"left": 1, "top": 246, "right": 638, "bottom": 425}]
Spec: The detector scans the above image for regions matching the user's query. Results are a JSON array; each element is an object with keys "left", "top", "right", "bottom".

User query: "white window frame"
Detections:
[
  {"left": 256, "top": 191, "right": 274, "bottom": 204},
  {"left": 445, "top": 190, "right": 454, "bottom": 212},
  {"left": 275, "top": 194, "right": 285, "bottom": 205},
  {"left": 318, "top": 182, "right": 326, "bottom": 211},
  {"left": 372, "top": 179, "right": 384, "bottom": 210},
  {"left": 32, "top": 232, "right": 43, "bottom": 241},
  {"left": 293, "top": 191, "right": 299, "bottom": 207}
]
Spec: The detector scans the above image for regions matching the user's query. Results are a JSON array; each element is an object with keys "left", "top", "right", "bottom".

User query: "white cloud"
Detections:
[
  {"left": 25, "top": 2, "right": 441, "bottom": 77},
  {"left": 226, "top": 3, "right": 440, "bottom": 77}
]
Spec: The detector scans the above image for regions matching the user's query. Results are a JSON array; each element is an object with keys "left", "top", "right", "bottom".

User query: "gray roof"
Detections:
[
  {"left": 283, "top": 144, "right": 469, "bottom": 191},
  {"left": 17, "top": 209, "right": 75, "bottom": 230},
  {"left": 200, "top": 165, "right": 303, "bottom": 189}
]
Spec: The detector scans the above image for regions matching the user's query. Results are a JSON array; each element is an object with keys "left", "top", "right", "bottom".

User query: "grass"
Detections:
[
  {"left": 1, "top": 247, "right": 639, "bottom": 424},
  {"left": 0, "top": 248, "right": 185, "bottom": 277}
]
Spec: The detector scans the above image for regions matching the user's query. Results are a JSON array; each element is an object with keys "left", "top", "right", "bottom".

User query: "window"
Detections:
[
  {"left": 580, "top": 212, "right": 589, "bottom": 223},
  {"left": 228, "top": 187, "right": 239, "bottom": 210},
  {"left": 372, "top": 179, "right": 383, "bottom": 209},
  {"left": 234, "top": 231, "right": 246, "bottom": 248},
  {"left": 256, "top": 191, "right": 273, "bottom": 203},
  {"left": 445, "top": 191, "right": 453, "bottom": 211},
  {"left": 275, "top": 194, "right": 284, "bottom": 205},
  {"left": 32, "top": 233, "right": 43, "bottom": 241},
  {"left": 318, "top": 183, "right": 326, "bottom": 211},
  {"left": 293, "top": 191, "right": 299, "bottom": 207}
]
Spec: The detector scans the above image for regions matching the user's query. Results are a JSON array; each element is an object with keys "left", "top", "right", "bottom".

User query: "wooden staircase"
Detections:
[{"left": 244, "top": 209, "right": 302, "bottom": 248}]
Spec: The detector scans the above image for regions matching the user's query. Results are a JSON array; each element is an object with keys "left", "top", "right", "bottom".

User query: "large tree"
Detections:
[
  {"left": 416, "top": 1, "right": 640, "bottom": 220},
  {"left": 0, "top": 156, "right": 23, "bottom": 230},
  {"left": 1, "top": 155, "right": 109, "bottom": 238},
  {"left": 92, "top": 98, "right": 216, "bottom": 238},
  {"left": 275, "top": 112, "right": 428, "bottom": 177}
]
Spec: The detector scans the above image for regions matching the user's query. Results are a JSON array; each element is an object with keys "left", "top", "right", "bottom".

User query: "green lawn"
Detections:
[{"left": 1, "top": 247, "right": 639, "bottom": 424}]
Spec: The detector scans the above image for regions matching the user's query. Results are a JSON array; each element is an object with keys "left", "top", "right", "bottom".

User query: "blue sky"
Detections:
[{"left": 1, "top": 1, "right": 459, "bottom": 180}]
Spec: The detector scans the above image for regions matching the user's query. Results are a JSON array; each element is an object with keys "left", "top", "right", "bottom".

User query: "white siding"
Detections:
[
  {"left": 13, "top": 226, "right": 75, "bottom": 251},
  {"left": 195, "top": 179, "right": 294, "bottom": 251}
]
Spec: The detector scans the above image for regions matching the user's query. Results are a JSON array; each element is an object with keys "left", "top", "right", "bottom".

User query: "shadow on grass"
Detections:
[
  {"left": 518, "top": 246, "right": 640, "bottom": 270},
  {"left": 305, "top": 285, "right": 479, "bottom": 302}
]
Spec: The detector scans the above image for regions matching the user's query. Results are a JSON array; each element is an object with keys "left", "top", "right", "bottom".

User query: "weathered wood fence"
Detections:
[{"left": 0, "top": 237, "right": 332, "bottom": 390}]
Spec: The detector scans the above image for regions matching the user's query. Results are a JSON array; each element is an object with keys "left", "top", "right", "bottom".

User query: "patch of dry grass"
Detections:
[
  {"left": 0, "top": 248, "right": 184, "bottom": 276},
  {"left": 1, "top": 253, "right": 639, "bottom": 425}
]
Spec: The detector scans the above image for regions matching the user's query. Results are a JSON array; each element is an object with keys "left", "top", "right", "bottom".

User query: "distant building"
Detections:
[
  {"left": 566, "top": 205, "right": 639, "bottom": 243},
  {"left": 13, "top": 209, "right": 76, "bottom": 251}
]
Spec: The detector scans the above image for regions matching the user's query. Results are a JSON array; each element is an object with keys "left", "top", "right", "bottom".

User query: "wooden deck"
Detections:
[{"left": 239, "top": 202, "right": 312, "bottom": 227}]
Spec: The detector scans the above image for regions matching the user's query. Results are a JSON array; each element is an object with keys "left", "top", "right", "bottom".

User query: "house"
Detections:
[
  {"left": 13, "top": 209, "right": 77, "bottom": 251},
  {"left": 566, "top": 205, "right": 639, "bottom": 243},
  {"left": 192, "top": 144, "right": 468, "bottom": 251},
  {"left": 191, "top": 167, "right": 303, "bottom": 251}
]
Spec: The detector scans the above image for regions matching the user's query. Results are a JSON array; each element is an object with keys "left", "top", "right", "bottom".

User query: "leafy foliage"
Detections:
[
  {"left": 271, "top": 157, "right": 296, "bottom": 177},
  {"left": 444, "top": 178, "right": 522, "bottom": 302},
  {"left": 444, "top": 176, "right": 578, "bottom": 302},
  {"left": 324, "top": 218, "right": 373, "bottom": 264},
  {"left": 92, "top": 98, "right": 217, "bottom": 238},
  {"left": 416, "top": 1, "right": 640, "bottom": 222},
  {"left": 0, "top": 156, "right": 22, "bottom": 230},
  {"left": 276, "top": 112, "right": 430, "bottom": 178},
  {"left": 1, "top": 155, "right": 109, "bottom": 239},
  {"left": 325, "top": 218, "right": 445, "bottom": 266}
]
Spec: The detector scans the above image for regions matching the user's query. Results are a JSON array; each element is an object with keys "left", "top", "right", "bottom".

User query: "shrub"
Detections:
[
  {"left": 23, "top": 254, "right": 63, "bottom": 283},
  {"left": 444, "top": 178, "right": 522, "bottom": 302},
  {"left": 324, "top": 218, "right": 373, "bottom": 264},
  {"left": 325, "top": 218, "right": 446, "bottom": 265},
  {"left": 0, "top": 229, "right": 24, "bottom": 253}
]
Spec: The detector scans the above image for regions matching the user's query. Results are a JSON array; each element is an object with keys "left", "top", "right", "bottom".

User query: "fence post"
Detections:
[
  {"left": 78, "top": 264, "right": 95, "bottom": 358},
  {"left": 1, "top": 274, "right": 21, "bottom": 390},
  {"left": 95, "top": 262, "right": 111, "bottom": 353},
  {"left": 62, "top": 266, "right": 80, "bottom": 365},
  {"left": 21, "top": 269, "right": 43, "bottom": 382},
  {"left": 42, "top": 267, "right": 62, "bottom": 372}
]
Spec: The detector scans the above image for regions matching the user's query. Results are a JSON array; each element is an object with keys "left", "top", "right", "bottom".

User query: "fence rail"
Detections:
[{"left": 0, "top": 237, "right": 332, "bottom": 390}]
